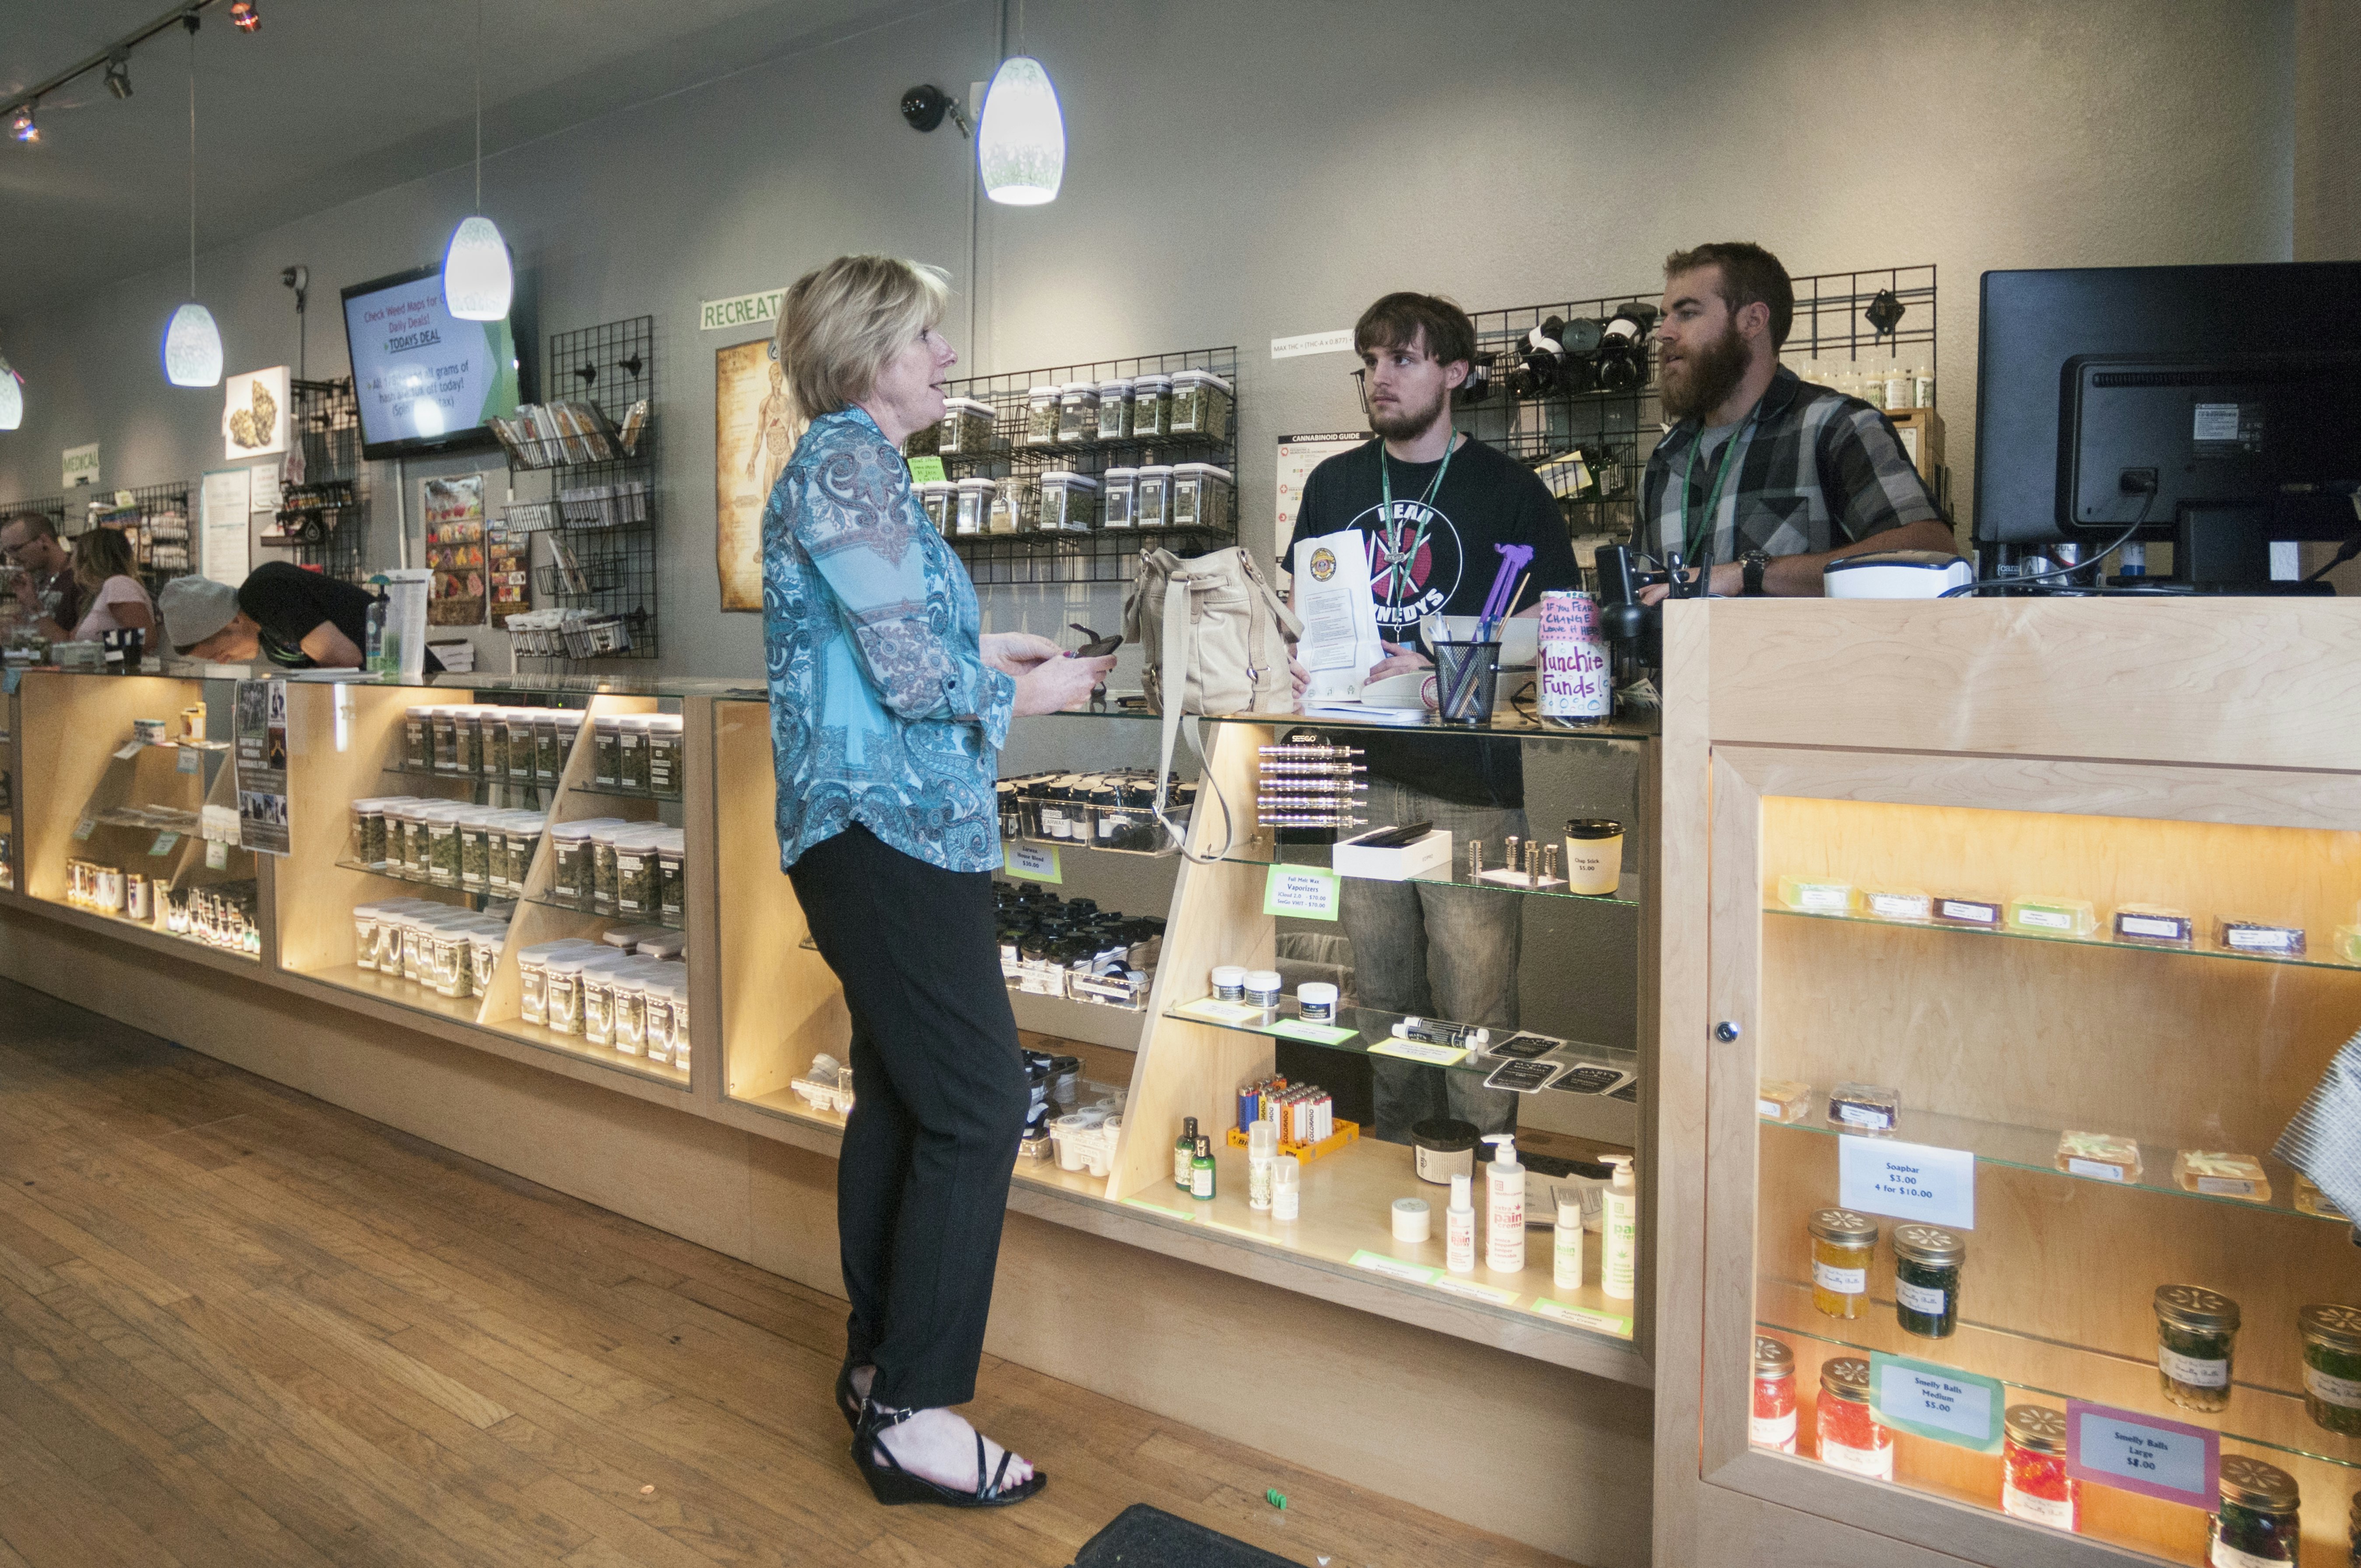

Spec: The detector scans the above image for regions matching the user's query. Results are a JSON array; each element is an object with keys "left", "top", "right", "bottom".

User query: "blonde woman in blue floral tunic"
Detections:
[{"left": 762, "top": 255, "right": 1110, "bottom": 1509}]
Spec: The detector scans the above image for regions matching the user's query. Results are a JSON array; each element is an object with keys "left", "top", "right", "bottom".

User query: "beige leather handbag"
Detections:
[{"left": 1123, "top": 546, "right": 1302, "bottom": 862}]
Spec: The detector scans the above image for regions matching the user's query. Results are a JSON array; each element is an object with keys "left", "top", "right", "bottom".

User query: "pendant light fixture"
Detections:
[
  {"left": 163, "top": 13, "right": 221, "bottom": 387},
  {"left": 0, "top": 349, "right": 21, "bottom": 432},
  {"left": 977, "top": 2, "right": 1062, "bottom": 205},
  {"left": 441, "top": 0, "right": 512, "bottom": 321}
]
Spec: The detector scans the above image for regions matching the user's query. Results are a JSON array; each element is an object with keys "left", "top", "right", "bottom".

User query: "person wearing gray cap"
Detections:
[{"left": 159, "top": 563, "right": 442, "bottom": 672}]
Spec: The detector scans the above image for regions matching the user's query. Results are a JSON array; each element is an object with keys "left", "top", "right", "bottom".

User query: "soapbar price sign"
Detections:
[
  {"left": 1869, "top": 1353, "right": 2003, "bottom": 1451},
  {"left": 1839, "top": 1135, "right": 1975, "bottom": 1229},
  {"left": 1263, "top": 864, "right": 1340, "bottom": 921},
  {"left": 1002, "top": 841, "right": 1062, "bottom": 884},
  {"left": 2065, "top": 1399, "right": 2218, "bottom": 1508}
]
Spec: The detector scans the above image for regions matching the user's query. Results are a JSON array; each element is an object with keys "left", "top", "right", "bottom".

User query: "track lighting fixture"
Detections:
[
  {"left": 229, "top": 2, "right": 260, "bottom": 33},
  {"left": 104, "top": 53, "right": 133, "bottom": 99},
  {"left": 9, "top": 105, "right": 37, "bottom": 144}
]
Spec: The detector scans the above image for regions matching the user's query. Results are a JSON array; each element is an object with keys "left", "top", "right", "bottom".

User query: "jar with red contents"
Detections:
[
  {"left": 2001, "top": 1405, "right": 2079, "bottom": 1532},
  {"left": 1752, "top": 1336, "right": 1797, "bottom": 1453},
  {"left": 1816, "top": 1356, "right": 1893, "bottom": 1480}
]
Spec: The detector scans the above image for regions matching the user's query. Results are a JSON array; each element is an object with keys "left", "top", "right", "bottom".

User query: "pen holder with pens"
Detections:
[{"left": 1430, "top": 640, "right": 1502, "bottom": 726}]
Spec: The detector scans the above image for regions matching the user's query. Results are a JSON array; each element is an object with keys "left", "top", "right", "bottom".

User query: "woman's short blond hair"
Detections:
[{"left": 773, "top": 255, "right": 951, "bottom": 420}]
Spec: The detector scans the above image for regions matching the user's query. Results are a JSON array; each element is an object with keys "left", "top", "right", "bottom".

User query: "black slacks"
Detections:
[{"left": 788, "top": 824, "right": 1030, "bottom": 1411}]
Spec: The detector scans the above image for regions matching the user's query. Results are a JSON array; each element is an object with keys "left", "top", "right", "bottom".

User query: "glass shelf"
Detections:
[
  {"left": 514, "top": 888, "right": 680, "bottom": 930},
  {"left": 1770, "top": 904, "right": 2361, "bottom": 975},
  {"left": 332, "top": 860, "right": 510, "bottom": 911},
  {"left": 1223, "top": 838, "right": 1641, "bottom": 907},
  {"left": 1757, "top": 1278, "right": 2361, "bottom": 1473},
  {"left": 1762, "top": 1104, "right": 2347, "bottom": 1226},
  {"left": 568, "top": 781, "right": 683, "bottom": 804},
  {"left": 1162, "top": 994, "right": 1635, "bottom": 1088},
  {"left": 374, "top": 761, "right": 559, "bottom": 796}
]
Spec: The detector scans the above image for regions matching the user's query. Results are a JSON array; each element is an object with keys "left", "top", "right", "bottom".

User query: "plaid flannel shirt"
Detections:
[{"left": 1640, "top": 365, "right": 1942, "bottom": 568}]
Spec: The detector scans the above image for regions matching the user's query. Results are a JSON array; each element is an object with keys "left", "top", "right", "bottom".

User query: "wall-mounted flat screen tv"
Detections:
[{"left": 340, "top": 263, "right": 525, "bottom": 460}]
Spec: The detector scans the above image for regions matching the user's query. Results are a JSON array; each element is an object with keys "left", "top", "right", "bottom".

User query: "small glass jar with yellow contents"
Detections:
[{"left": 1808, "top": 1207, "right": 1879, "bottom": 1320}]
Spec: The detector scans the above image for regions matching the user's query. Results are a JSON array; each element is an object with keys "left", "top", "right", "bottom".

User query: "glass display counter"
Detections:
[
  {"left": 1664, "top": 598, "right": 2361, "bottom": 1568},
  {"left": 8, "top": 671, "right": 257, "bottom": 958},
  {"left": 715, "top": 695, "right": 1657, "bottom": 1380}
]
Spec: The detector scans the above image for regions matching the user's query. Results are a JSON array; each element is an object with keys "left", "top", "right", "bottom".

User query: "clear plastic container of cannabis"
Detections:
[
  {"left": 1025, "top": 384, "right": 1061, "bottom": 447},
  {"left": 954, "top": 478, "right": 995, "bottom": 537},
  {"left": 1136, "top": 465, "right": 1175, "bottom": 531},
  {"left": 1132, "top": 374, "right": 1173, "bottom": 438},
  {"left": 1097, "top": 379, "right": 1133, "bottom": 440},
  {"left": 1169, "top": 369, "right": 1233, "bottom": 439},
  {"left": 1057, "top": 382, "right": 1100, "bottom": 445},
  {"left": 939, "top": 396, "right": 996, "bottom": 455},
  {"left": 1171, "top": 463, "right": 1234, "bottom": 533},
  {"left": 1038, "top": 471, "right": 1100, "bottom": 533},
  {"left": 1101, "top": 467, "right": 1138, "bottom": 530}
]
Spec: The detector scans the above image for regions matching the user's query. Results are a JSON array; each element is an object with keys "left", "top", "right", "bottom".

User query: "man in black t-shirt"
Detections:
[
  {"left": 158, "top": 563, "right": 442, "bottom": 673},
  {"left": 1285, "top": 292, "right": 1581, "bottom": 1143}
]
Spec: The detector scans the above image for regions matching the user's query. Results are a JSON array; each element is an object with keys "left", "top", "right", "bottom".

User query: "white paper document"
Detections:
[{"left": 1291, "top": 528, "right": 1385, "bottom": 696}]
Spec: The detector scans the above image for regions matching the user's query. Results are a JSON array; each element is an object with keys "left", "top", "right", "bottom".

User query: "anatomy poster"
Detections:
[
  {"left": 422, "top": 473, "right": 487, "bottom": 626},
  {"left": 716, "top": 336, "right": 799, "bottom": 612}
]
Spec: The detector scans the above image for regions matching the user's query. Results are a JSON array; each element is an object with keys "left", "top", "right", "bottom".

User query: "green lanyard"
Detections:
[
  {"left": 1679, "top": 415, "right": 1753, "bottom": 568},
  {"left": 1375, "top": 435, "right": 1459, "bottom": 609}
]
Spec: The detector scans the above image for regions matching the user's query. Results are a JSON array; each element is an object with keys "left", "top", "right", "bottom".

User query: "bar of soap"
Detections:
[
  {"left": 1776, "top": 875, "right": 1852, "bottom": 913},
  {"left": 1758, "top": 1078, "right": 1813, "bottom": 1124},
  {"left": 2008, "top": 897, "right": 2096, "bottom": 936},
  {"left": 2113, "top": 904, "right": 2194, "bottom": 946},
  {"left": 2056, "top": 1129, "right": 2142, "bottom": 1183},
  {"left": 2215, "top": 918, "right": 2305, "bottom": 956},
  {"left": 1933, "top": 896, "right": 2002, "bottom": 927},
  {"left": 2297, "top": 1175, "right": 2351, "bottom": 1220},
  {"left": 1828, "top": 1081, "right": 1900, "bottom": 1133},
  {"left": 2173, "top": 1149, "right": 2271, "bottom": 1202},
  {"left": 1857, "top": 887, "right": 1932, "bottom": 921}
]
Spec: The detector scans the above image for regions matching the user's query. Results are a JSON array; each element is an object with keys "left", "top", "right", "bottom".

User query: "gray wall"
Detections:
[{"left": 0, "top": 0, "right": 2303, "bottom": 677}]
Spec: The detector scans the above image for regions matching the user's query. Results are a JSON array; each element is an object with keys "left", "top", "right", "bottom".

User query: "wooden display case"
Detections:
[
  {"left": 1654, "top": 599, "right": 2361, "bottom": 1568},
  {"left": 9, "top": 671, "right": 257, "bottom": 960},
  {"left": 273, "top": 677, "right": 695, "bottom": 1092}
]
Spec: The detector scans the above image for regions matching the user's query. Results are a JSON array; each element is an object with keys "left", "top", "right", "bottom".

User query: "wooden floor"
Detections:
[{"left": 0, "top": 977, "right": 1573, "bottom": 1568}]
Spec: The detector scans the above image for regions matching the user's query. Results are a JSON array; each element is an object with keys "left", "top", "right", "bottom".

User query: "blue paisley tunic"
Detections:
[{"left": 762, "top": 406, "right": 1015, "bottom": 873}]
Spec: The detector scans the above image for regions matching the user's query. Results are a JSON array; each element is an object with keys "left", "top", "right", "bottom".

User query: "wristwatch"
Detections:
[{"left": 1741, "top": 550, "right": 1772, "bottom": 597}]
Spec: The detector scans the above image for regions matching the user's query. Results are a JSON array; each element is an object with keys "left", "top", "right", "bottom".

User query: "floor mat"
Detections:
[{"left": 1071, "top": 1503, "right": 1304, "bottom": 1567}]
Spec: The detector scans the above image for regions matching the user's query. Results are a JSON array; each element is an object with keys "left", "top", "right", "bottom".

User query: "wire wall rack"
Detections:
[
  {"left": 1453, "top": 264, "right": 1938, "bottom": 553},
  {"left": 262, "top": 377, "right": 366, "bottom": 583},
  {"left": 931, "top": 346, "right": 1238, "bottom": 588},
  {"left": 506, "top": 315, "right": 660, "bottom": 664}
]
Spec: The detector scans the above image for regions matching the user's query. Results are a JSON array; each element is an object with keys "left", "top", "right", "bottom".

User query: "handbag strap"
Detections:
[{"left": 1152, "top": 570, "right": 1235, "bottom": 864}]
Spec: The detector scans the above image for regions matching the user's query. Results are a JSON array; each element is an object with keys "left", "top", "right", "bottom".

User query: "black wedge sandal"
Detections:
[
  {"left": 851, "top": 1403, "right": 1047, "bottom": 1508},
  {"left": 834, "top": 1358, "right": 871, "bottom": 1432}
]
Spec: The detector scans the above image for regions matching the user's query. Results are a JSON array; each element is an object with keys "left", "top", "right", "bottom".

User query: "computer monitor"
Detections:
[{"left": 1974, "top": 262, "right": 2361, "bottom": 591}]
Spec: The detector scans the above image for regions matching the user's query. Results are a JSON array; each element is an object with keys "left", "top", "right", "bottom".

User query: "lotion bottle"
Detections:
[
  {"left": 1553, "top": 1186, "right": 1584, "bottom": 1292},
  {"left": 1247, "top": 1119, "right": 1277, "bottom": 1211},
  {"left": 1174, "top": 1115, "right": 1198, "bottom": 1190},
  {"left": 1191, "top": 1134, "right": 1215, "bottom": 1201},
  {"left": 1602, "top": 1154, "right": 1637, "bottom": 1300},
  {"left": 1483, "top": 1133, "right": 1525, "bottom": 1273},
  {"left": 1445, "top": 1172, "right": 1476, "bottom": 1274}
]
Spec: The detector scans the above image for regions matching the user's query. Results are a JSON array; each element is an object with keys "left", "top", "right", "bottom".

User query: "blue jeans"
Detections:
[{"left": 1339, "top": 776, "right": 1525, "bottom": 1142}]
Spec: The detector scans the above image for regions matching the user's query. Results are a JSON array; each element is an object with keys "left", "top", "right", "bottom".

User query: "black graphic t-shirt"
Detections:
[{"left": 1287, "top": 436, "right": 1579, "bottom": 806}]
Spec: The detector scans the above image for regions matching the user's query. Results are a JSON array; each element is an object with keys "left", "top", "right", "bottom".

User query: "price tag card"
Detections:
[
  {"left": 206, "top": 840, "right": 229, "bottom": 870},
  {"left": 1348, "top": 1250, "right": 1437, "bottom": 1285},
  {"left": 1367, "top": 1036, "right": 1467, "bottom": 1067},
  {"left": 1267, "top": 1017, "right": 1359, "bottom": 1046},
  {"left": 1174, "top": 996, "right": 1269, "bottom": 1026},
  {"left": 1535, "top": 1299, "right": 1632, "bottom": 1335},
  {"left": 1431, "top": 1275, "right": 1518, "bottom": 1306},
  {"left": 1263, "top": 864, "right": 1340, "bottom": 921},
  {"left": 906, "top": 455, "right": 947, "bottom": 484},
  {"left": 1870, "top": 1353, "right": 2004, "bottom": 1451},
  {"left": 1002, "top": 841, "right": 1062, "bottom": 883},
  {"left": 148, "top": 832, "right": 180, "bottom": 858},
  {"left": 113, "top": 741, "right": 145, "bottom": 760},
  {"left": 177, "top": 746, "right": 202, "bottom": 775},
  {"left": 1123, "top": 1196, "right": 1194, "bottom": 1223},
  {"left": 2065, "top": 1400, "right": 2218, "bottom": 1507},
  {"left": 1839, "top": 1135, "right": 1976, "bottom": 1229},
  {"left": 73, "top": 818, "right": 96, "bottom": 841}
]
